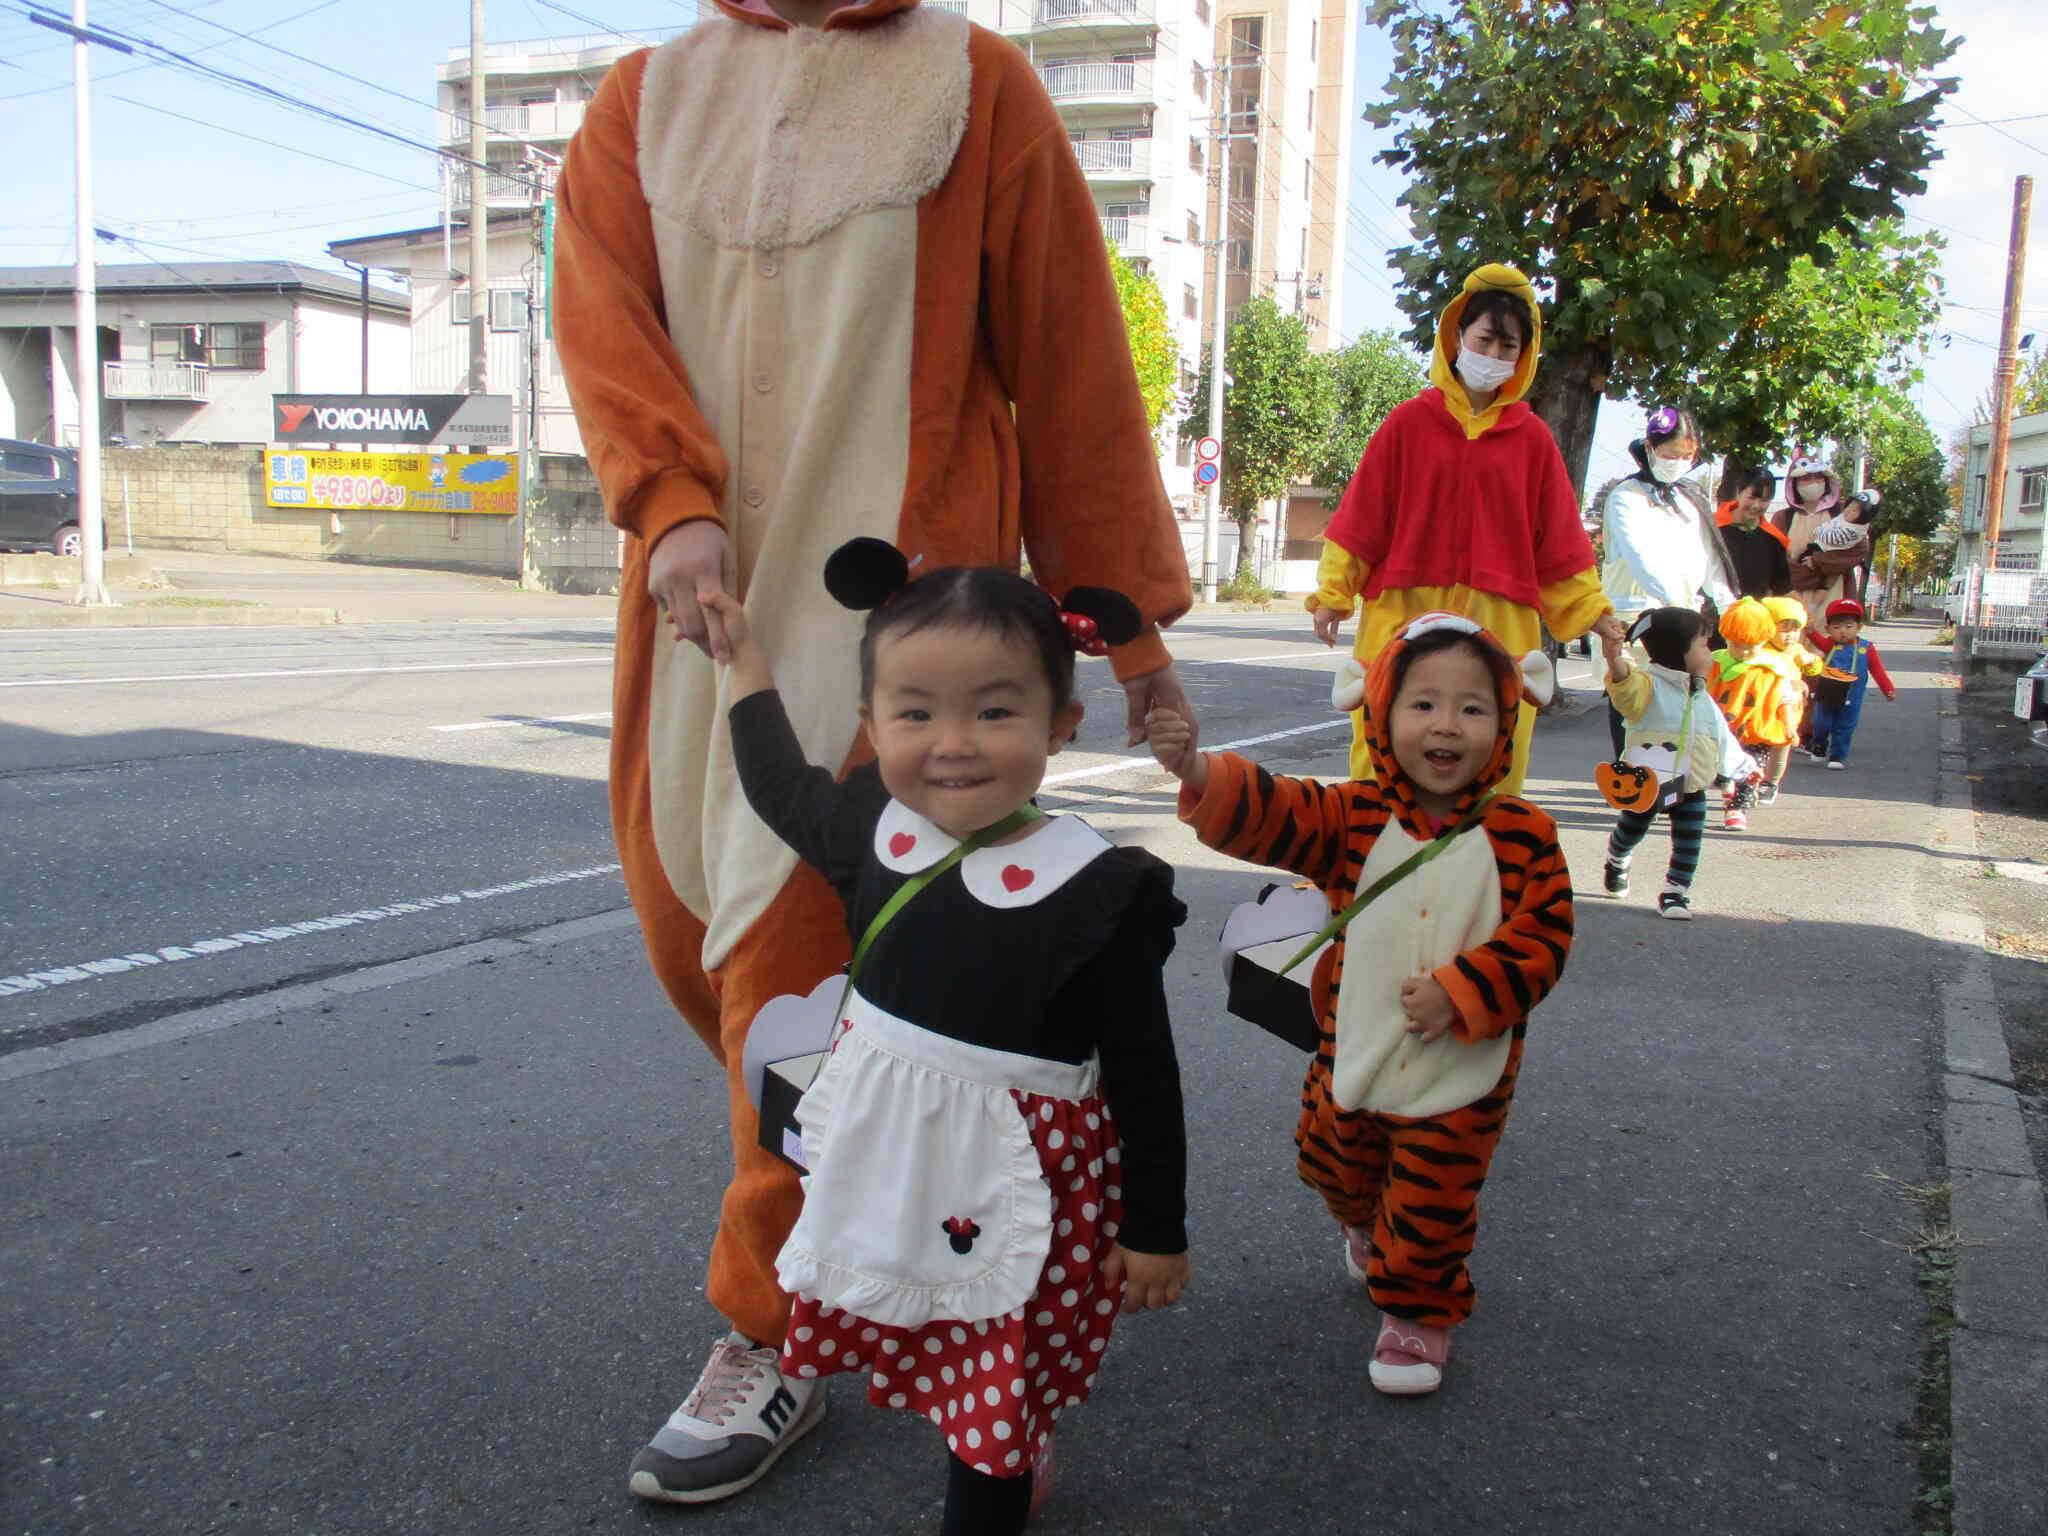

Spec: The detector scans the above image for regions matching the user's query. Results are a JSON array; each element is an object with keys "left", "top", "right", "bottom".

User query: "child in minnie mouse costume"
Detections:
[
  {"left": 1147, "top": 612, "right": 1572, "bottom": 1396},
  {"left": 698, "top": 538, "right": 1189, "bottom": 1535}
]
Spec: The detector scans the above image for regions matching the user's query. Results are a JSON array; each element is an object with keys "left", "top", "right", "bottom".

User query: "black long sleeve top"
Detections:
[{"left": 728, "top": 689, "right": 1189, "bottom": 1254}]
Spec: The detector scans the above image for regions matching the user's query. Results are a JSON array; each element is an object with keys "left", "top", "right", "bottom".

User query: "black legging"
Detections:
[
  {"left": 942, "top": 1453, "right": 1033, "bottom": 1535},
  {"left": 1606, "top": 789, "right": 1708, "bottom": 891}
]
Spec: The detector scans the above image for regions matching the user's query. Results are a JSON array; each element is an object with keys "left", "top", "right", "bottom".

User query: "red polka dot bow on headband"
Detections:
[{"left": 1061, "top": 611, "right": 1110, "bottom": 656}]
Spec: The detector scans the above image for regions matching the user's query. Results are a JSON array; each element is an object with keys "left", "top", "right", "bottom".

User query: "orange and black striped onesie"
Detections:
[{"left": 1180, "top": 619, "right": 1573, "bottom": 1327}]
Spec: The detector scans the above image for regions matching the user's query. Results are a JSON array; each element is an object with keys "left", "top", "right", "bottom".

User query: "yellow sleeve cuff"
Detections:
[
  {"left": 1307, "top": 540, "right": 1367, "bottom": 616},
  {"left": 1538, "top": 568, "right": 1610, "bottom": 641}
]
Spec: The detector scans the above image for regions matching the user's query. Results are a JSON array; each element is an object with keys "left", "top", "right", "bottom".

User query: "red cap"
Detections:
[{"left": 1824, "top": 599, "right": 1865, "bottom": 622}]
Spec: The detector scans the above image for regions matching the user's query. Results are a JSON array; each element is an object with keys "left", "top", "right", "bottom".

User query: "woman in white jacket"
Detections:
[{"left": 1598, "top": 406, "right": 1738, "bottom": 750}]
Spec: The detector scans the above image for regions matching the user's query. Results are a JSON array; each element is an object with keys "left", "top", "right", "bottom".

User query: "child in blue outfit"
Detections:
[{"left": 1805, "top": 599, "right": 1895, "bottom": 769}]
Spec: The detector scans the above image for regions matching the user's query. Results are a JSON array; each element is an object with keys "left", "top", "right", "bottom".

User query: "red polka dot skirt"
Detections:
[{"left": 781, "top": 1087, "right": 1125, "bottom": 1476}]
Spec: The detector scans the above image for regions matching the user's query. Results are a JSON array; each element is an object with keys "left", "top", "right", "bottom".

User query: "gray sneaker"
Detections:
[{"left": 627, "top": 1331, "right": 824, "bottom": 1504}]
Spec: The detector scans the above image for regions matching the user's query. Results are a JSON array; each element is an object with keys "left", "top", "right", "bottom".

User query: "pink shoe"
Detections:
[
  {"left": 1343, "top": 1224, "right": 1372, "bottom": 1285},
  {"left": 1370, "top": 1313, "right": 1450, "bottom": 1396},
  {"left": 1724, "top": 806, "right": 1749, "bottom": 831},
  {"left": 1027, "top": 1433, "right": 1055, "bottom": 1519}
]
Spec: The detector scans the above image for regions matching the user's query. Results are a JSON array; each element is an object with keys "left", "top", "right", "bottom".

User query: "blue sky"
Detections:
[{"left": 4, "top": 0, "right": 2043, "bottom": 486}]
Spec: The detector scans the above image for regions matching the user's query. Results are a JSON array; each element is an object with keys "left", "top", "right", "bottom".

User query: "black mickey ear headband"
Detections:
[
  {"left": 1626, "top": 612, "right": 1656, "bottom": 644},
  {"left": 822, "top": 537, "right": 1142, "bottom": 656}
]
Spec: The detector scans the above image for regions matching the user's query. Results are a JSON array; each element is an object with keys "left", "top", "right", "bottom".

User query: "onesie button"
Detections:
[
  {"left": 753, "top": 372, "right": 773, "bottom": 394},
  {"left": 743, "top": 486, "right": 765, "bottom": 507},
  {"left": 758, "top": 257, "right": 780, "bottom": 278}
]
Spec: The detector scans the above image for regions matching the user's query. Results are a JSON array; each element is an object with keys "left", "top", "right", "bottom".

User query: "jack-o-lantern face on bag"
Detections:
[{"left": 1596, "top": 759, "right": 1659, "bottom": 813}]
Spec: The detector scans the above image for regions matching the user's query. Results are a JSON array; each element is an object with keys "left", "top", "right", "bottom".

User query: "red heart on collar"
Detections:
[
  {"left": 1001, "top": 865, "right": 1034, "bottom": 893},
  {"left": 889, "top": 832, "right": 916, "bottom": 858}
]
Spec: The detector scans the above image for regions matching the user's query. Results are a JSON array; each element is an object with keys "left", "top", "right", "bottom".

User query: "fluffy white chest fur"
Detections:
[{"left": 1331, "top": 823, "right": 1510, "bottom": 1118}]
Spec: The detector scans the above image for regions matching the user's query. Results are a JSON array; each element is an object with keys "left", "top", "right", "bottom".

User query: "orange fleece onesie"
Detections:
[{"left": 552, "top": 0, "right": 1191, "bottom": 1346}]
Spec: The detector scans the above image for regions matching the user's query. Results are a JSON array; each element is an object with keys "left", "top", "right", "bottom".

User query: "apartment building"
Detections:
[{"left": 1209, "top": 0, "right": 1354, "bottom": 350}]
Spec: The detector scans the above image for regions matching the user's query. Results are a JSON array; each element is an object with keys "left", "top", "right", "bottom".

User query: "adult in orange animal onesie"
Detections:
[{"left": 551, "top": 0, "right": 1193, "bottom": 1505}]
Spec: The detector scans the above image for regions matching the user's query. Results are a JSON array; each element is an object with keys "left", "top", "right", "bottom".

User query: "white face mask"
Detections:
[
  {"left": 1649, "top": 456, "right": 1689, "bottom": 484},
  {"left": 1796, "top": 478, "right": 1825, "bottom": 503},
  {"left": 1454, "top": 350, "right": 1518, "bottom": 394}
]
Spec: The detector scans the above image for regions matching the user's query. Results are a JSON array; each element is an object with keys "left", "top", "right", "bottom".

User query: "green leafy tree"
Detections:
[
  {"left": 2017, "top": 349, "right": 2048, "bottom": 417},
  {"left": 1182, "top": 295, "right": 1338, "bottom": 573},
  {"left": 1368, "top": 0, "right": 1957, "bottom": 495},
  {"left": 1647, "top": 221, "right": 1945, "bottom": 492},
  {"left": 1828, "top": 388, "right": 1949, "bottom": 538},
  {"left": 1310, "top": 329, "right": 1428, "bottom": 498},
  {"left": 1108, "top": 241, "right": 1177, "bottom": 435}
]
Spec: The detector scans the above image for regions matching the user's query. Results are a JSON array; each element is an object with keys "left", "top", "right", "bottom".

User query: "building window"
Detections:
[
  {"left": 1191, "top": 62, "right": 1205, "bottom": 101},
  {"left": 1184, "top": 283, "right": 1198, "bottom": 319},
  {"left": 1306, "top": 88, "right": 1314, "bottom": 132},
  {"left": 1229, "top": 162, "right": 1255, "bottom": 201},
  {"left": 1194, "top": 0, "right": 1208, "bottom": 21},
  {"left": 1225, "top": 237, "right": 1251, "bottom": 274},
  {"left": 2021, "top": 467, "right": 2047, "bottom": 513},
  {"left": 1309, "top": 18, "right": 1318, "bottom": 59},
  {"left": 1304, "top": 161, "right": 1312, "bottom": 200},
  {"left": 451, "top": 289, "right": 530, "bottom": 330},
  {"left": 1189, "top": 136, "right": 1203, "bottom": 171},
  {"left": 1176, "top": 434, "right": 1192, "bottom": 467},
  {"left": 1228, "top": 16, "right": 1264, "bottom": 56},
  {"left": 150, "top": 322, "right": 264, "bottom": 371},
  {"left": 1187, "top": 212, "right": 1201, "bottom": 244}
]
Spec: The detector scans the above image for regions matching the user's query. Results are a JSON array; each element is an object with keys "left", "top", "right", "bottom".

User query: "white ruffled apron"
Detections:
[{"left": 774, "top": 993, "right": 1095, "bottom": 1330}]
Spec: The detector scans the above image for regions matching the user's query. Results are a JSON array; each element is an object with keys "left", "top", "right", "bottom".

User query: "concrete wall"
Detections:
[{"left": 98, "top": 443, "right": 622, "bottom": 589}]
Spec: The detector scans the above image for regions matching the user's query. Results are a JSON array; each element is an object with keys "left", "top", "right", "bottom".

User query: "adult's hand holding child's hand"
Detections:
[
  {"left": 1100, "top": 1246, "right": 1190, "bottom": 1313},
  {"left": 1398, "top": 974, "right": 1458, "bottom": 1044},
  {"left": 1145, "top": 708, "right": 1207, "bottom": 794},
  {"left": 648, "top": 520, "right": 736, "bottom": 660},
  {"left": 695, "top": 591, "right": 771, "bottom": 698}
]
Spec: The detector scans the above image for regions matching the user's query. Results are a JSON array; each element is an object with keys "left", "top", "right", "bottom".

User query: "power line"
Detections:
[
  {"left": 8, "top": 2, "right": 547, "bottom": 193},
  {"left": 1944, "top": 102, "right": 2048, "bottom": 161},
  {"left": 105, "top": 90, "right": 444, "bottom": 195},
  {"left": 0, "top": 0, "right": 338, "bottom": 103}
]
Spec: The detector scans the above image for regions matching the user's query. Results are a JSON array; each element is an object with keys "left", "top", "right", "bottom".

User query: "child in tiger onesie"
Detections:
[{"left": 1146, "top": 612, "right": 1573, "bottom": 1396}]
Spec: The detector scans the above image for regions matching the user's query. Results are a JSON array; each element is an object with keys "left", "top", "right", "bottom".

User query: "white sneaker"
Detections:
[
  {"left": 627, "top": 1332, "right": 824, "bottom": 1504},
  {"left": 1826, "top": 760, "right": 1846, "bottom": 771}
]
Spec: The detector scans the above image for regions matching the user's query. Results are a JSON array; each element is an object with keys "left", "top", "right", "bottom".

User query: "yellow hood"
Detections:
[{"left": 1429, "top": 263, "right": 1543, "bottom": 440}]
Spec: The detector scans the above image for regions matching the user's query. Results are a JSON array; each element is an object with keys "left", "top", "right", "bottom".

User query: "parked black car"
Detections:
[{"left": 0, "top": 437, "right": 84, "bottom": 556}]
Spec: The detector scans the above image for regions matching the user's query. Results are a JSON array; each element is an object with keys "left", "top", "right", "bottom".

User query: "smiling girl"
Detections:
[{"left": 698, "top": 539, "right": 1188, "bottom": 1534}]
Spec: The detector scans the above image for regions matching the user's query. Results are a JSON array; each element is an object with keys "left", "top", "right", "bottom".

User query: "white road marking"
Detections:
[
  {"left": 0, "top": 863, "right": 624, "bottom": 1011},
  {"left": 1043, "top": 718, "right": 1350, "bottom": 787},
  {"left": 1180, "top": 650, "right": 1343, "bottom": 665},
  {"left": 433, "top": 711, "right": 615, "bottom": 733},
  {"left": 0, "top": 656, "right": 607, "bottom": 690}
]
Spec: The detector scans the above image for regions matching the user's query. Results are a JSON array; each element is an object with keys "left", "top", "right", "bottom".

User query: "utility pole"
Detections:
[
  {"left": 69, "top": 0, "right": 110, "bottom": 606},
  {"left": 466, "top": 0, "right": 490, "bottom": 399},
  {"left": 1199, "top": 61, "right": 1232, "bottom": 604},
  {"left": 1960, "top": 174, "right": 2032, "bottom": 660}
]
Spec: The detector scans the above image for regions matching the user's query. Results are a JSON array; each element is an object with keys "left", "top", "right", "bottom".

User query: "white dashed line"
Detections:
[
  {"left": 1042, "top": 718, "right": 1350, "bottom": 787},
  {"left": 0, "top": 863, "right": 624, "bottom": 1009},
  {"left": 0, "top": 657, "right": 607, "bottom": 690},
  {"left": 433, "top": 711, "right": 615, "bottom": 733}
]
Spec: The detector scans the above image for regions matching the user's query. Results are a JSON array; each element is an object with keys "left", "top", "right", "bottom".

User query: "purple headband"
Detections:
[{"left": 1646, "top": 406, "right": 1681, "bottom": 437}]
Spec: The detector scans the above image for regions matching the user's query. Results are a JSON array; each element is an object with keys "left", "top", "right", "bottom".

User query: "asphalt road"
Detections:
[{"left": 1, "top": 614, "right": 1949, "bottom": 1535}]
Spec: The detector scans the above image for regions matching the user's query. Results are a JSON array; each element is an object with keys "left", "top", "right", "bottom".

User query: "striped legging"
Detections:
[{"left": 1606, "top": 788, "right": 1707, "bottom": 890}]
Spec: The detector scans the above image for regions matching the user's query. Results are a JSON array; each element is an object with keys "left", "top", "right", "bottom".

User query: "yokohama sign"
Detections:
[{"left": 271, "top": 393, "right": 514, "bottom": 446}]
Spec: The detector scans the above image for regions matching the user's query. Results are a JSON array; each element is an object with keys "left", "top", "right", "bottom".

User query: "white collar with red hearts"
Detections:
[{"left": 872, "top": 800, "right": 1113, "bottom": 908}]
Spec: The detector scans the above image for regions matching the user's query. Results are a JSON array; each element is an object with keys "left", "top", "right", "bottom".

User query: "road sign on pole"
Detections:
[
  {"left": 1194, "top": 461, "right": 1220, "bottom": 487},
  {"left": 1196, "top": 436, "right": 1221, "bottom": 462}
]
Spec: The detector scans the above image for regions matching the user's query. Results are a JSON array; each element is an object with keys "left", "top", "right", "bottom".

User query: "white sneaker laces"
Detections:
[{"left": 677, "top": 1337, "right": 769, "bottom": 1429}]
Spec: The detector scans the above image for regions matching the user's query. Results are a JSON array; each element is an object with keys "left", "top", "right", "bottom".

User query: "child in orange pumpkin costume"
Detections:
[
  {"left": 1148, "top": 613, "right": 1573, "bottom": 1396},
  {"left": 552, "top": 0, "right": 1193, "bottom": 1505},
  {"left": 1705, "top": 598, "right": 1793, "bottom": 832}
]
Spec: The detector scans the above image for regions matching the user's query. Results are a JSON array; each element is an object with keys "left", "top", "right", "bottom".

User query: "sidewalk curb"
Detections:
[
  {"left": 1931, "top": 687, "right": 2048, "bottom": 1536},
  {"left": 0, "top": 907, "right": 638, "bottom": 1086},
  {"left": 0, "top": 605, "right": 339, "bottom": 629}
]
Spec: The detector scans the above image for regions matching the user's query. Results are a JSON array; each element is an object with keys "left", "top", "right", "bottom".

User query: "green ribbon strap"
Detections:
[
  {"left": 838, "top": 805, "right": 1046, "bottom": 1016},
  {"left": 1277, "top": 793, "right": 1497, "bottom": 979}
]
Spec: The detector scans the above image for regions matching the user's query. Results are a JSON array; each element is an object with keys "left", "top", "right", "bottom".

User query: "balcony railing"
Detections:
[
  {"left": 1099, "top": 213, "right": 1147, "bottom": 254},
  {"left": 103, "top": 361, "right": 209, "bottom": 401},
  {"left": 1072, "top": 138, "right": 1151, "bottom": 178},
  {"left": 442, "top": 99, "right": 585, "bottom": 145},
  {"left": 1037, "top": 0, "right": 1149, "bottom": 24},
  {"left": 1039, "top": 58, "right": 1152, "bottom": 103}
]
